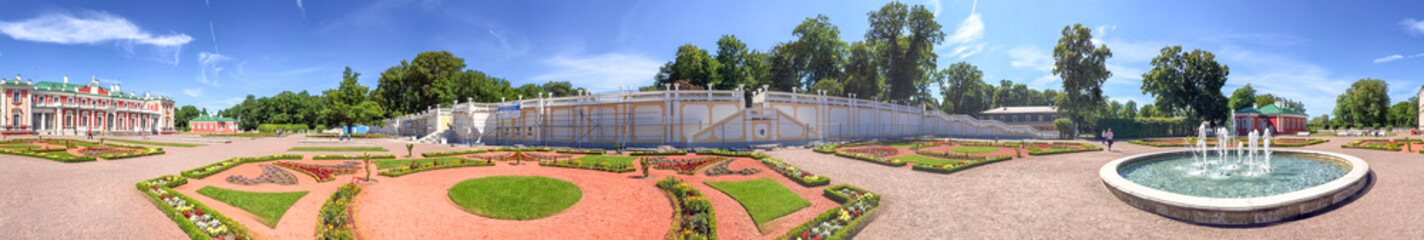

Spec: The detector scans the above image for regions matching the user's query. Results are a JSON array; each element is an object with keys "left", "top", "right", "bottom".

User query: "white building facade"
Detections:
[{"left": 1, "top": 75, "right": 176, "bottom": 135}]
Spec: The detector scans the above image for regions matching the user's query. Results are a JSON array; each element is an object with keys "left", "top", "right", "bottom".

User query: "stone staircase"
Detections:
[{"left": 415, "top": 130, "right": 446, "bottom": 144}]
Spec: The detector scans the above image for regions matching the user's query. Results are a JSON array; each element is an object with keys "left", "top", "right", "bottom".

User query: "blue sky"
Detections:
[{"left": 0, "top": 0, "right": 1421, "bottom": 117}]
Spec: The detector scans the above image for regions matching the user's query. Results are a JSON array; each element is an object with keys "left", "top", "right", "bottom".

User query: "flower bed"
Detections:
[
  {"left": 645, "top": 156, "right": 726, "bottom": 175},
  {"left": 1342, "top": 139, "right": 1416, "bottom": 151},
  {"left": 758, "top": 155, "right": 830, "bottom": 187},
  {"left": 307, "top": 133, "right": 390, "bottom": 138},
  {"left": 782, "top": 184, "right": 881, "bottom": 240},
  {"left": 316, "top": 183, "right": 361, "bottom": 239},
  {"left": 181, "top": 154, "right": 304, "bottom": 179},
  {"left": 629, "top": 150, "right": 688, "bottom": 156},
  {"left": 422, "top": 149, "right": 489, "bottom": 157},
  {"left": 833, "top": 151, "right": 906, "bottom": 167},
  {"left": 840, "top": 147, "right": 897, "bottom": 157},
  {"left": 910, "top": 156, "right": 1012, "bottom": 174},
  {"left": 525, "top": 152, "right": 574, "bottom": 161},
  {"left": 956, "top": 141, "right": 1021, "bottom": 148},
  {"left": 379, "top": 158, "right": 496, "bottom": 177},
  {"left": 136, "top": 184, "right": 255, "bottom": 240},
  {"left": 555, "top": 149, "right": 605, "bottom": 155},
  {"left": 539, "top": 158, "right": 635, "bottom": 173},
  {"left": 1026, "top": 142, "right": 1101, "bottom": 155},
  {"left": 226, "top": 164, "right": 298, "bottom": 185},
  {"left": 488, "top": 147, "right": 554, "bottom": 152},
  {"left": 704, "top": 159, "right": 760, "bottom": 176},
  {"left": 914, "top": 150, "right": 1011, "bottom": 161},
  {"left": 313, "top": 154, "right": 397, "bottom": 160},
  {"left": 0, "top": 148, "right": 96, "bottom": 162},
  {"left": 274, "top": 161, "right": 361, "bottom": 182},
  {"left": 656, "top": 177, "right": 717, "bottom": 240},
  {"left": 696, "top": 149, "right": 757, "bottom": 158},
  {"left": 1270, "top": 138, "right": 1329, "bottom": 147},
  {"left": 139, "top": 175, "right": 189, "bottom": 189}
]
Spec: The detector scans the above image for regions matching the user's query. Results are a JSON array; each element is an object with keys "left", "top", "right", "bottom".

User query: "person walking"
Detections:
[
  {"left": 1105, "top": 128, "right": 1115, "bottom": 151},
  {"left": 86, "top": 129, "right": 93, "bottom": 140}
]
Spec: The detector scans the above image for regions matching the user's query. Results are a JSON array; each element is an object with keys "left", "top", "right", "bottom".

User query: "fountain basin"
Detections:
[{"left": 1100, "top": 149, "right": 1370, "bottom": 225}]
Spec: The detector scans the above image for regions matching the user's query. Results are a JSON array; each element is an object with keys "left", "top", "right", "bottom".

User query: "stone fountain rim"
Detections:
[{"left": 1099, "top": 149, "right": 1369, "bottom": 212}]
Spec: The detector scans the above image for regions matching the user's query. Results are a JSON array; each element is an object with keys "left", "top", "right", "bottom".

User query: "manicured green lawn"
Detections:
[
  {"left": 0, "top": 144, "right": 42, "bottom": 149},
  {"left": 288, "top": 147, "right": 388, "bottom": 152},
  {"left": 893, "top": 154, "right": 967, "bottom": 166},
  {"left": 373, "top": 157, "right": 466, "bottom": 169},
  {"left": 195, "top": 186, "right": 309, "bottom": 228},
  {"left": 448, "top": 176, "right": 582, "bottom": 220},
  {"left": 101, "top": 138, "right": 204, "bottom": 147},
  {"left": 950, "top": 147, "right": 998, "bottom": 153},
  {"left": 705, "top": 178, "right": 811, "bottom": 230},
  {"left": 569, "top": 155, "right": 636, "bottom": 166}
]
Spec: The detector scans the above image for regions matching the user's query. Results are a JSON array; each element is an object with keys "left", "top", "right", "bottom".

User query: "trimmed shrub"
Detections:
[
  {"left": 1093, "top": 117, "right": 1194, "bottom": 139},
  {"left": 1054, "top": 118, "right": 1074, "bottom": 139},
  {"left": 759, "top": 157, "right": 831, "bottom": 187},
  {"left": 629, "top": 150, "right": 688, "bottom": 156},
  {"left": 421, "top": 149, "right": 488, "bottom": 157},
  {"left": 316, "top": 183, "right": 360, "bottom": 239},
  {"left": 181, "top": 154, "right": 303, "bottom": 179},
  {"left": 313, "top": 154, "right": 397, "bottom": 160},
  {"left": 378, "top": 159, "right": 495, "bottom": 177},
  {"left": 833, "top": 151, "right": 906, "bottom": 167},
  {"left": 257, "top": 124, "right": 309, "bottom": 133},
  {"left": 656, "top": 177, "right": 717, "bottom": 240}
]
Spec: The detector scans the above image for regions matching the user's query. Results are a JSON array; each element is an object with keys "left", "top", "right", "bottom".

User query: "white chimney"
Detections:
[{"left": 64, "top": 75, "right": 69, "bottom": 84}]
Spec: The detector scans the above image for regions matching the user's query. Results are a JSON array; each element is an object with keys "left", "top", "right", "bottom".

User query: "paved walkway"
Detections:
[{"left": 768, "top": 136, "right": 1424, "bottom": 239}]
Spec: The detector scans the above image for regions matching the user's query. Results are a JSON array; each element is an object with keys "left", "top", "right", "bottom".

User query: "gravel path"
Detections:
[{"left": 769, "top": 137, "right": 1424, "bottom": 239}]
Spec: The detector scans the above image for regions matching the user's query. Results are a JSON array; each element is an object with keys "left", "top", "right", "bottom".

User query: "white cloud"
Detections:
[
  {"left": 0, "top": 11, "right": 190, "bottom": 65},
  {"left": 1008, "top": 46, "right": 1059, "bottom": 89},
  {"left": 297, "top": 0, "right": 306, "bottom": 14},
  {"left": 927, "top": 0, "right": 942, "bottom": 17},
  {"left": 1374, "top": 54, "right": 1404, "bottom": 63},
  {"left": 0, "top": 11, "right": 191, "bottom": 46},
  {"left": 1403, "top": 18, "right": 1424, "bottom": 35},
  {"left": 530, "top": 53, "right": 662, "bottom": 93},
  {"left": 1217, "top": 46, "right": 1359, "bottom": 115},
  {"left": 182, "top": 88, "right": 203, "bottom": 97},
  {"left": 197, "top": 52, "right": 230, "bottom": 86}
]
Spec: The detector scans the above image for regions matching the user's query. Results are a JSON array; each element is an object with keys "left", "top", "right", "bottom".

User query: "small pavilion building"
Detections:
[
  {"left": 1233, "top": 103, "right": 1307, "bottom": 135},
  {"left": 189, "top": 115, "right": 238, "bottom": 134}
]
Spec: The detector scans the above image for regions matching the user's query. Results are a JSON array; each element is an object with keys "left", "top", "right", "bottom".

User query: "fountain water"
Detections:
[{"left": 1189, "top": 122, "right": 1273, "bottom": 178}]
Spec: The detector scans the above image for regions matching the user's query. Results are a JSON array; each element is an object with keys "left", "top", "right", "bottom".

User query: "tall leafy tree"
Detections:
[
  {"left": 808, "top": 79, "right": 844, "bottom": 96},
  {"left": 372, "top": 51, "right": 470, "bottom": 116},
  {"left": 937, "top": 62, "right": 991, "bottom": 114},
  {"left": 1139, "top": 45, "right": 1230, "bottom": 125},
  {"left": 1123, "top": 100, "right": 1138, "bottom": 119},
  {"left": 791, "top": 15, "right": 846, "bottom": 89},
  {"left": 175, "top": 105, "right": 200, "bottom": 130},
  {"left": 842, "top": 41, "right": 882, "bottom": 99},
  {"left": 1334, "top": 78, "right": 1390, "bottom": 128},
  {"left": 541, "top": 81, "right": 585, "bottom": 97},
  {"left": 866, "top": 2, "right": 944, "bottom": 102},
  {"left": 765, "top": 43, "right": 802, "bottom": 91},
  {"left": 1254, "top": 94, "right": 1276, "bottom": 108},
  {"left": 714, "top": 35, "right": 755, "bottom": 90},
  {"left": 654, "top": 44, "right": 721, "bottom": 90},
  {"left": 1052, "top": 23, "right": 1113, "bottom": 135},
  {"left": 1228, "top": 84, "right": 1256, "bottom": 111},
  {"left": 321, "top": 67, "right": 387, "bottom": 133}
]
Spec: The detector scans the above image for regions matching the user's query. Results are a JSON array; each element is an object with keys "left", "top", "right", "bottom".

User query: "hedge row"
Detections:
[
  {"left": 1271, "top": 138, "right": 1329, "bottom": 147},
  {"left": 421, "top": 149, "right": 488, "bottom": 157},
  {"left": 630, "top": 150, "right": 688, "bottom": 156},
  {"left": 378, "top": 159, "right": 495, "bottom": 177},
  {"left": 758, "top": 156, "right": 831, "bottom": 187},
  {"left": 1093, "top": 117, "right": 1195, "bottom": 138},
  {"left": 181, "top": 154, "right": 304, "bottom": 179},
  {"left": 833, "top": 152, "right": 906, "bottom": 167},
  {"left": 822, "top": 185, "right": 872, "bottom": 204},
  {"left": 316, "top": 183, "right": 360, "bottom": 239},
  {"left": 539, "top": 159, "right": 635, "bottom": 173},
  {"left": 1026, "top": 142, "right": 1101, "bottom": 156},
  {"left": 1341, "top": 139, "right": 1403, "bottom": 151},
  {"left": 313, "top": 154, "right": 397, "bottom": 160},
  {"left": 695, "top": 149, "right": 757, "bottom": 158},
  {"left": 656, "top": 177, "right": 717, "bottom": 240},
  {"left": 307, "top": 133, "right": 390, "bottom": 138},
  {"left": 256, "top": 124, "right": 309, "bottom": 133},
  {"left": 554, "top": 149, "right": 606, "bottom": 155},
  {"left": 136, "top": 185, "right": 256, "bottom": 240},
  {"left": 489, "top": 147, "right": 553, "bottom": 152},
  {"left": 955, "top": 141, "right": 1020, "bottom": 148},
  {"left": 98, "top": 147, "right": 165, "bottom": 160},
  {"left": 914, "top": 150, "right": 1011, "bottom": 161},
  {"left": 0, "top": 149, "right": 95, "bottom": 162},
  {"left": 911, "top": 156, "right": 1013, "bottom": 174},
  {"left": 780, "top": 185, "right": 881, "bottom": 240}
]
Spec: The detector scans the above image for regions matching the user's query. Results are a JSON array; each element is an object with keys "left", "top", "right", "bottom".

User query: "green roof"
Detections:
[
  {"left": 191, "top": 115, "right": 237, "bottom": 122},
  {"left": 24, "top": 81, "right": 174, "bottom": 101},
  {"left": 1236, "top": 105, "right": 1305, "bottom": 115}
]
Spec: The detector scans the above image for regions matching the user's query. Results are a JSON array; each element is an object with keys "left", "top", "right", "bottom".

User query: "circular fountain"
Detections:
[{"left": 1100, "top": 124, "right": 1370, "bottom": 225}]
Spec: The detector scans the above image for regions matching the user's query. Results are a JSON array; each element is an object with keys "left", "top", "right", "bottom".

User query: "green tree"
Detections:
[
  {"left": 765, "top": 43, "right": 802, "bottom": 91},
  {"left": 655, "top": 44, "right": 721, "bottom": 90},
  {"left": 1334, "top": 78, "right": 1390, "bottom": 128},
  {"left": 842, "top": 41, "right": 881, "bottom": 99},
  {"left": 1052, "top": 23, "right": 1113, "bottom": 136},
  {"left": 1254, "top": 94, "right": 1277, "bottom": 108},
  {"left": 372, "top": 51, "right": 472, "bottom": 116},
  {"left": 541, "top": 81, "right": 584, "bottom": 97},
  {"left": 714, "top": 35, "right": 756, "bottom": 90},
  {"left": 175, "top": 105, "right": 200, "bottom": 130},
  {"left": 1139, "top": 46, "right": 1230, "bottom": 125},
  {"left": 322, "top": 67, "right": 388, "bottom": 135},
  {"left": 1228, "top": 84, "right": 1256, "bottom": 111},
  {"left": 791, "top": 15, "right": 846, "bottom": 90},
  {"left": 1389, "top": 100, "right": 1413, "bottom": 127},
  {"left": 808, "top": 78, "right": 844, "bottom": 96},
  {"left": 937, "top": 62, "right": 991, "bottom": 114},
  {"left": 866, "top": 2, "right": 944, "bottom": 102},
  {"left": 1138, "top": 103, "right": 1159, "bottom": 118},
  {"left": 1123, "top": 100, "right": 1138, "bottom": 119}
]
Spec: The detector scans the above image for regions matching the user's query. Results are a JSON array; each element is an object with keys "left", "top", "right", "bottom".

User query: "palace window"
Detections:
[{"left": 11, "top": 91, "right": 19, "bottom": 103}]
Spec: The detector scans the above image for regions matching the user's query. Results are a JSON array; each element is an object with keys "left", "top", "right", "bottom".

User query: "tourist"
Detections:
[
  {"left": 1106, "top": 128, "right": 1115, "bottom": 151},
  {"left": 86, "top": 129, "right": 93, "bottom": 140}
]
